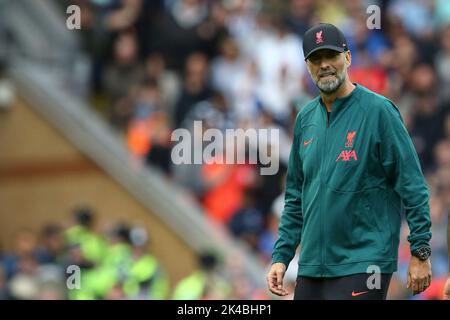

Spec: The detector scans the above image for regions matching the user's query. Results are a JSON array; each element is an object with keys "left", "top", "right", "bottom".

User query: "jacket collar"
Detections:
[{"left": 318, "top": 83, "right": 361, "bottom": 124}]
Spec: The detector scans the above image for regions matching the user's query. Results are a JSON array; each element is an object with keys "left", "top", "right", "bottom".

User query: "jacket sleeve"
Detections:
[
  {"left": 272, "top": 115, "right": 304, "bottom": 267},
  {"left": 379, "top": 101, "right": 432, "bottom": 253}
]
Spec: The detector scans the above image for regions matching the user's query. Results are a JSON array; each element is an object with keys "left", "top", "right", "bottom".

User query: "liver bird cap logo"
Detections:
[{"left": 316, "top": 30, "right": 323, "bottom": 44}]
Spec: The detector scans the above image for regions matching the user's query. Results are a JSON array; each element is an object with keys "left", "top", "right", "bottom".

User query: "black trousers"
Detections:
[{"left": 294, "top": 273, "right": 392, "bottom": 300}]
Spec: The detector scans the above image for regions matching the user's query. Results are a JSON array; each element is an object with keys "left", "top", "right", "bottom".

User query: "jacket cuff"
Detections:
[
  {"left": 409, "top": 237, "right": 431, "bottom": 254},
  {"left": 271, "top": 254, "right": 291, "bottom": 269}
]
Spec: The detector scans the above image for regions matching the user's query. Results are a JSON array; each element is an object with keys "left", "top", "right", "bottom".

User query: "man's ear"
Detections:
[{"left": 345, "top": 50, "right": 352, "bottom": 68}]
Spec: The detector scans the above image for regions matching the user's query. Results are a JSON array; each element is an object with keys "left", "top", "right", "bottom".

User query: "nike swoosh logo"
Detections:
[
  {"left": 303, "top": 138, "right": 313, "bottom": 146},
  {"left": 351, "top": 290, "right": 369, "bottom": 297}
]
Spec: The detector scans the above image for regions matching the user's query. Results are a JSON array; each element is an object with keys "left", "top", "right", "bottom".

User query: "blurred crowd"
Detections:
[
  {"left": 37, "top": 0, "right": 450, "bottom": 299},
  {"left": 0, "top": 206, "right": 270, "bottom": 300},
  {"left": 0, "top": 207, "right": 171, "bottom": 300}
]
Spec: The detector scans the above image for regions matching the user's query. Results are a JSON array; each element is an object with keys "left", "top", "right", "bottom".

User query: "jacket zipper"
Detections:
[
  {"left": 320, "top": 108, "right": 330, "bottom": 277},
  {"left": 323, "top": 114, "right": 329, "bottom": 276}
]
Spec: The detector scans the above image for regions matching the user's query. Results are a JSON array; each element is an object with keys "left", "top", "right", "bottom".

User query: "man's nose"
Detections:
[{"left": 319, "top": 60, "right": 331, "bottom": 70}]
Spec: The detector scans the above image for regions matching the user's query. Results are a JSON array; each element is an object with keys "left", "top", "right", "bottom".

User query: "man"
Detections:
[
  {"left": 267, "top": 23, "right": 432, "bottom": 300},
  {"left": 444, "top": 210, "right": 450, "bottom": 300}
]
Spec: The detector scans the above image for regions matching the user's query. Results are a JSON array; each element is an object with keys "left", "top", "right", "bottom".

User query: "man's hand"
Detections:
[
  {"left": 443, "top": 276, "right": 450, "bottom": 300},
  {"left": 267, "top": 262, "right": 289, "bottom": 296},
  {"left": 407, "top": 256, "right": 432, "bottom": 295}
]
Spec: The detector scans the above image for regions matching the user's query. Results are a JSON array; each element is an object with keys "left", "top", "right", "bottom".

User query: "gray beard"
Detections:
[{"left": 316, "top": 72, "right": 346, "bottom": 94}]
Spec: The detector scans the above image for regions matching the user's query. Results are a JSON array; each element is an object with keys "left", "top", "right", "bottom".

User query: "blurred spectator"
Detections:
[
  {"left": 126, "top": 79, "right": 173, "bottom": 174},
  {"left": 71, "top": 222, "right": 132, "bottom": 300},
  {"left": 65, "top": 243, "right": 97, "bottom": 299},
  {"left": 0, "top": 266, "right": 9, "bottom": 299},
  {"left": 65, "top": 206, "right": 107, "bottom": 265},
  {"left": 102, "top": 0, "right": 142, "bottom": 32},
  {"left": 144, "top": 113, "right": 173, "bottom": 175},
  {"left": 210, "top": 36, "right": 247, "bottom": 108},
  {"left": 144, "top": 53, "right": 181, "bottom": 116},
  {"left": 104, "top": 30, "right": 143, "bottom": 130},
  {"left": 383, "top": 34, "right": 418, "bottom": 103},
  {"left": 258, "top": 212, "right": 279, "bottom": 264},
  {"left": 123, "top": 227, "right": 170, "bottom": 299},
  {"left": 35, "top": 224, "right": 64, "bottom": 265},
  {"left": 2, "top": 229, "right": 39, "bottom": 280},
  {"left": 252, "top": 15, "right": 305, "bottom": 123},
  {"left": 343, "top": 10, "right": 389, "bottom": 68},
  {"left": 35, "top": 264, "right": 66, "bottom": 300},
  {"left": 8, "top": 254, "right": 39, "bottom": 300},
  {"left": 284, "top": 0, "right": 315, "bottom": 38},
  {"left": 201, "top": 141, "right": 257, "bottom": 224},
  {"left": 228, "top": 189, "right": 264, "bottom": 251},
  {"left": 183, "top": 90, "right": 236, "bottom": 131},
  {"left": 258, "top": 173, "right": 286, "bottom": 264},
  {"left": 66, "top": 0, "right": 143, "bottom": 93},
  {"left": 102, "top": 222, "right": 132, "bottom": 280},
  {"left": 172, "top": 250, "right": 230, "bottom": 299},
  {"left": 149, "top": 0, "right": 210, "bottom": 71},
  {"left": 174, "top": 52, "right": 212, "bottom": 128},
  {"left": 388, "top": 0, "right": 433, "bottom": 39},
  {"left": 224, "top": 0, "right": 262, "bottom": 58},
  {"left": 435, "top": 24, "right": 450, "bottom": 103},
  {"left": 316, "top": 0, "right": 348, "bottom": 27},
  {"left": 402, "top": 64, "right": 449, "bottom": 171},
  {"left": 251, "top": 110, "right": 289, "bottom": 213}
]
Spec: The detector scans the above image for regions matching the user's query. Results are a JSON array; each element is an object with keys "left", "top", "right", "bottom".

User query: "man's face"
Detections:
[{"left": 306, "top": 49, "right": 351, "bottom": 94}]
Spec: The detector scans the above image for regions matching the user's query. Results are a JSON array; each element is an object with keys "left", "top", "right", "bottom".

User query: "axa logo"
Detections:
[
  {"left": 315, "top": 30, "right": 323, "bottom": 44},
  {"left": 337, "top": 131, "right": 358, "bottom": 162},
  {"left": 336, "top": 150, "right": 358, "bottom": 162}
]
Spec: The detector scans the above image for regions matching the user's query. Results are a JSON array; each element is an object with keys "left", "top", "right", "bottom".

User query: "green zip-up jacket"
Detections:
[{"left": 272, "top": 84, "right": 432, "bottom": 277}]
